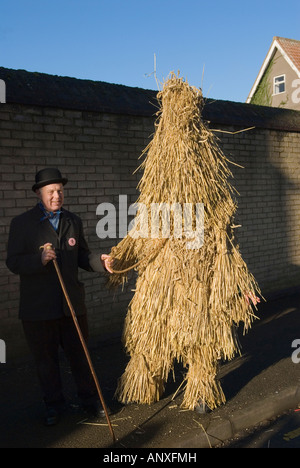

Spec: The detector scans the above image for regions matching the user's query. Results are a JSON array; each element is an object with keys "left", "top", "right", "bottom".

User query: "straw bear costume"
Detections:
[{"left": 108, "top": 74, "right": 261, "bottom": 411}]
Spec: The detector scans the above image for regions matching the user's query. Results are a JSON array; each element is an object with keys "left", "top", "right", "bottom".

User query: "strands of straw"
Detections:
[{"left": 108, "top": 72, "right": 261, "bottom": 410}]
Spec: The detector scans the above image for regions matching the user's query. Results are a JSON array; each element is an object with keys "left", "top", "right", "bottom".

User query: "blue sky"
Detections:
[{"left": 1, "top": 0, "right": 300, "bottom": 103}]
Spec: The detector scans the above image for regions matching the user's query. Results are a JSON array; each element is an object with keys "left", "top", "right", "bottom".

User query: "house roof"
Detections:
[
  {"left": 276, "top": 37, "right": 300, "bottom": 72},
  {"left": 1, "top": 66, "right": 300, "bottom": 132},
  {"left": 247, "top": 36, "right": 300, "bottom": 103}
]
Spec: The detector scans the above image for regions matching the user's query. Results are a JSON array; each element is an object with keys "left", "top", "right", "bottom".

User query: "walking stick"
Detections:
[{"left": 40, "top": 244, "right": 116, "bottom": 444}]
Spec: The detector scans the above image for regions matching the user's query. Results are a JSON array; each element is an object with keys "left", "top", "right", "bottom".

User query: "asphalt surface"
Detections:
[{"left": 1, "top": 292, "right": 300, "bottom": 450}]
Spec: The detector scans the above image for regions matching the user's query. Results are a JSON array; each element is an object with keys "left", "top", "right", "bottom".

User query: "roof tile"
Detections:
[{"left": 275, "top": 36, "right": 300, "bottom": 72}]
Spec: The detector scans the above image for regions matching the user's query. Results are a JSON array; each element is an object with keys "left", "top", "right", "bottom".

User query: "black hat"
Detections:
[{"left": 32, "top": 168, "right": 68, "bottom": 192}]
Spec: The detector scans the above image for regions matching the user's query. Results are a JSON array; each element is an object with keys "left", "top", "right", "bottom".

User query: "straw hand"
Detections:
[
  {"left": 245, "top": 291, "right": 260, "bottom": 306},
  {"left": 40, "top": 243, "right": 56, "bottom": 266}
]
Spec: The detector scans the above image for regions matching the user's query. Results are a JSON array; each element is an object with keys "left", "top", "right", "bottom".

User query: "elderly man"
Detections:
[{"left": 6, "top": 168, "right": 113, "bottom": 426}]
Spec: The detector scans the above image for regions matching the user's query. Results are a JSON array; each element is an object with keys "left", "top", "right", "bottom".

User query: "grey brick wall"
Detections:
[
  {"left": 218, "top": 127, "right": 300, "bottom": 295},
  {"left": 1, "top": 101, "right": 300, "bottom": 360}
]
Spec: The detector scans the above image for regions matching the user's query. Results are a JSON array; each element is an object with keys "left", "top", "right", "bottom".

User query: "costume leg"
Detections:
[
  {"left": 22, "top": 319, "right": 65, "bottom": 406},
  {"left": 181, "top": 349, "right": 226, "bottom": 411},
  {"left": 116, "top": 351, "right": 167, "bottom": 404}
]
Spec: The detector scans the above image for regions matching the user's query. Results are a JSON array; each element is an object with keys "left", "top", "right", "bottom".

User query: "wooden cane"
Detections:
[{"left": 40, "top": 244, "right": 116, "bottom": 444}]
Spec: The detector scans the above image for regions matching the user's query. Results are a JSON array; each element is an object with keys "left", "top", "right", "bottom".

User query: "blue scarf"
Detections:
[{"left": 39, "top": 202, "right": 62, "bottom": 231}]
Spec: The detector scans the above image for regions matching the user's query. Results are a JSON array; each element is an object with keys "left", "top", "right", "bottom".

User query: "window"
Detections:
[{"left": 273, "top": 75, "right": 286, "bottom": 95}]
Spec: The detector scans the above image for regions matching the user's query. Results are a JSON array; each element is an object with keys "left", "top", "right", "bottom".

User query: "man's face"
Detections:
[{"left": 37, "top": 183, "right": 64, "bottom": 212}]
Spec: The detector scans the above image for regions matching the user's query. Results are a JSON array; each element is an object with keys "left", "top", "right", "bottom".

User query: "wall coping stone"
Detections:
[{"left": 1, "top": 66, "right": 300, "bottom": 132}]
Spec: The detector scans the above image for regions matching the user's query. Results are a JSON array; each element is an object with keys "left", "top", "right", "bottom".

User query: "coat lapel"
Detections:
[
  {"left": 58, "top": 209, "right": 72, "bottom": 242},
  {"left": 36, "top": 212, "right": 59, "bottom": 248},
  {"left": 32, "top": 204, "right": 69, "bottom": 248}
]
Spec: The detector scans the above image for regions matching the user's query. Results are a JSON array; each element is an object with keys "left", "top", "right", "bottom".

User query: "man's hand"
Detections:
[
  {"left": 101, "top": 254, "right": 114, "bottom": 274},
  {"left": 41, "top": 243, "right": 56, "bottom": 266}
]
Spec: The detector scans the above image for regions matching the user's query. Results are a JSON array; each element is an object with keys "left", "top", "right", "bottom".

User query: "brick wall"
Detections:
[
  {"left": 218, "top": 127, "right": 300, "bottom": 294},
  {"left": 1, "top": 99, "right": 300, "bottom": 361}
]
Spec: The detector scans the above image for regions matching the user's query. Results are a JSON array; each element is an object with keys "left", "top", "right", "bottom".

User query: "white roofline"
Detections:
[{"left": 247, "top": 38, "right": 300, "bottom": 103}]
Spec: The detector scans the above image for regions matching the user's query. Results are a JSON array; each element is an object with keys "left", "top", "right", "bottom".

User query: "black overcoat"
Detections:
[{"left": 6, "top": 204, "right": 104, "bottom": 320}]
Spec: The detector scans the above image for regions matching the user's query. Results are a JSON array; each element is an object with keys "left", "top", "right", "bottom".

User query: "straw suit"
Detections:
[{"left": 108, "top": 75, "right": 260, "bottom": 412}]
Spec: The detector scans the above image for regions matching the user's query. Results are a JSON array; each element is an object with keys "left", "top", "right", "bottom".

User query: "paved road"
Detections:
[
  {"left": 1, "top": 291, "right": 300, "bottom": 449},
  {"left": 217, "top": 407, "right": 300, "bottom": 448}
]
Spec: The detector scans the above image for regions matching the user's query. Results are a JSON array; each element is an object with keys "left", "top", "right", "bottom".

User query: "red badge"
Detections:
[{"left": 68, "top": 238, "right": 76, "bottom": 246}]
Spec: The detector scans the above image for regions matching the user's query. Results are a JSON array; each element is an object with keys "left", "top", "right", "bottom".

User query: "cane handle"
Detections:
[{"left": 39, "top": 244, "right": 53, "bottom": 250}]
